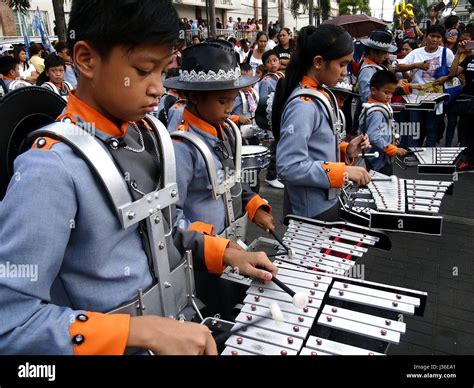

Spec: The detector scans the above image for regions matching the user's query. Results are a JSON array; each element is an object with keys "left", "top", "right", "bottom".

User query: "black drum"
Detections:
[{"left": 0, "top": 86, "right": 67, "bottom": 200}]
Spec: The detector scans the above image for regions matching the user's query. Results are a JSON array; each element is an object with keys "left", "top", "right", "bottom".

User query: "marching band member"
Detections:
[
  {"left": 40, "top": 55, "right": 74, "bottom": 100},
  {"left": 232, "top": 63, "right": 259, "bottom": 121},
  {"left": 166, "top": 40, "right": 274, "bottom": 238},
  {"left": 273, "top": 25, "right": 371, "bottom": 222},
  {"left": 0, "top": 0, "right": 276, "bottom": 356},
  {"left": 165, "top": 41, "right": 275, "bottom": 317},
  {"left": 359, "top": 70, "right": 408, "bottom": 175}
]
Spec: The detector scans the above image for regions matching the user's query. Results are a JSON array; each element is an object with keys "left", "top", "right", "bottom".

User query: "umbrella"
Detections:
[{"left": 322, "top": 14, "right": 388, "bottom": 39}]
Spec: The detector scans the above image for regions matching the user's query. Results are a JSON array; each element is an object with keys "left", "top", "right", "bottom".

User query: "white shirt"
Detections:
[
  {"left": 248, "top": 54, "right": 263, "bottom": 76},
  {"left": 19, "top": 62, "right": 36, "bottom": 79},
  {"left": 399, "top": 46, "right": 454, "bottom": 90},
  {"left": 226, "top": 21, "right": 235, "bottom": 30},
  {"left": 266, "top": 40, "right": 277, "bottom": 51}
]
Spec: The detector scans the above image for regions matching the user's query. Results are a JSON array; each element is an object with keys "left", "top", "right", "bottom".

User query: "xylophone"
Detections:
[
  {"left": 397, "top": 147, "right": 466, "bottom": 175},
  {"left": 391, "top": 93, "right": 449, "bottom": 112},
  {"left": 340, "top": 171, "right": 453, "bottom": 235},
  {"left": 220, "top": 260, "right": 427, "bottom": 355}
]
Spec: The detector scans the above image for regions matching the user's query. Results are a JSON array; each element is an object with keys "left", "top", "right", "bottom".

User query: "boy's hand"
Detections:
[
  {"left": 223, "top": 249, "right": 278, "bottom": 282},
  {"left": 238, "top": 116, "right": 251, "bottom": 125},
  {"left": 396, "top": 147, "right": 408, "bottom": 157},
  {"left": 128, "top": 316, "right": 217, "bottom": 355},
  {"left": 434, "top": 75, "right": 449, "bottom": 86},
  {"left": 345, "top": 166, "right": 371, "bottom": 186},
  {"left": 347, "top": 134, "right": 371, "bottom": 158},
  {"left": 253, "top": 208, "right": 275, "bottom": 233}
]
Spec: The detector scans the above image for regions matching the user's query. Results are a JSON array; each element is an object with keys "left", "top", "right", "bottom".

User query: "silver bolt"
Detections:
[
  {"left": 158, "top": 242, "right": 165, "bottom": 250},
  {"left": 171, "top": 189, "right": 178, "bottom": 198},
  {"left": 127, "top": 212, "right": 136, "bottom": 220},
  {"left": 154, "top": 217, "right": 161, "bottom": 224},
  {"left": 164, "top": 282, "right": 172, "bottom": 288}
]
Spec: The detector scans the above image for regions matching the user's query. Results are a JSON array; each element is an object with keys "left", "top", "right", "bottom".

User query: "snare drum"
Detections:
[{"left": 241, "top": 145, "right": 270, "bottom": 171}]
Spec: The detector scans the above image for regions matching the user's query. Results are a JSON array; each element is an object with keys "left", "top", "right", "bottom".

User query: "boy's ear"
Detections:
[
  {"left": 370, "top": 86, "right": 377, "bottom": 95},
  {"left": 73, "top": 41, "right": 98, "bottom": 80}
]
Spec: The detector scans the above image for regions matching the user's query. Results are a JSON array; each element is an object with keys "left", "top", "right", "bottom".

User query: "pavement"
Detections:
[{"left": 246, "top": 166, "right": 474, "bottom": 355}]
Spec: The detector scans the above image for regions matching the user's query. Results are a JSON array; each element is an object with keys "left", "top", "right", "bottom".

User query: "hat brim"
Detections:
[
  {"left": 361, "top": 39, "right": 397, "bottom": 53},
  {"left": 0, "top": 86, "right": 66, "bottom": 200},
  {"left": 163, "top": 75, "right": 260, "bottom": 92},
  {"left": 330, "top": 87, "right": 359, "bottom": 97}
]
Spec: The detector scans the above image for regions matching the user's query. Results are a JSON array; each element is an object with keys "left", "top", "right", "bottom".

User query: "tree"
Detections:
[
  {"left": 4, "top": 0, "right": 29, "bottom": 12},
  {"left": 339, "top": 0, "right": 371, "bottom": 15},
  {"left": 291, "top": 0, "right": 333, "bottom": 26},
  {"left": 262, "top": 0, "right": 268, "bottom": 32},
  {"left": 52, "top": 0, "right": 66, "bottom": 41}
]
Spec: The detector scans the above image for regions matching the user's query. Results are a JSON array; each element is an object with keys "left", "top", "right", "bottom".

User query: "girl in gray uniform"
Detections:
[{"left": 273, "top": 25, "right": 371, "bottom": 221}]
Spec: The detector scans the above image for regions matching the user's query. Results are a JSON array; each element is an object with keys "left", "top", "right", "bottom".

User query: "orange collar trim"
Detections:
[
  {"left": 301, "top": 76, "right": 330, "bottom": 99},
  {"left": 364, "top": 58, "right": 378, "bottom": 66},
  {"left": 368, "top": 98, "right": 388, "bottom": 105},
  {"left": 182, "top": 108, "right": 222, "bottom": 138},
  {"left": 4, "top": 76, "right": 14, "bottom": 81},
  {"left": 64, "top": 91, "right": 129, "bottom": 137}
]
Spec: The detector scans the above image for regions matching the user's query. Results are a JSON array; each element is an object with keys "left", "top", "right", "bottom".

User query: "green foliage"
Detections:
[{"left": 339, "top": 0, "right": 371, "bottom": 16}]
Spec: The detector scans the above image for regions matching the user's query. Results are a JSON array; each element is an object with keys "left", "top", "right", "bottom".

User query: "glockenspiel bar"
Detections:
[
  {"left": 305, "top": 336, "right": 385, "bottom": 356},
  {"left": 332, "top": 281, "right": 421, "bottom": 307},
  {"left": 321, "top": 305, "right": 406, "bottom": 334},
  {"left": 329, "top": 288, "right": 415, "bottom": 315},
  {"left": 250, "top": 280, "right": 327, "bottom": 302},
  {"left": 317, "top": 312, "right": 401, "bottom": 344},
  {"left": 225, "top": 335, "right": 299, "bottom": 355},
  {"left": 229, "top": 324, "right": 304, "bottom": 351},
  {"left": 235, "top": 312, "right": 309, "bottom": 339},
  {"left": 243, "top": 294, "right": 319, "bottom": 318},
  {"left": 299, "top": 347, "right": 333, "bottom": 355},
  {"left": 240, "top": 304, "right": 313, "bottom": 328},
  {"left": 221, "top": 347, "right": 255, "bottom": 356}
]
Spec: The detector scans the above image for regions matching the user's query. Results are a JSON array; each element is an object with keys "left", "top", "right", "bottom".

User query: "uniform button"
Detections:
[
  {"left": 325, "top": 168, "right": 331, "bottom": 173},
  {"left": 36, "top": 138, "right": 47, "bottom": 148},
  {"left": 77, "top": 314, "right": 89, "bottom": 322},
  {"left": 62, "top": 117, "right": 72, "bottom": 123},
  {"left": 72, "top": 334, "right": 85, "bottom": 345}
]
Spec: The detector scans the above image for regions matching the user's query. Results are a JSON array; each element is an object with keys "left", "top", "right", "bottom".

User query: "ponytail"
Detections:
[{"left": 272, "top": 24, "right": 353, "bottom": 141}]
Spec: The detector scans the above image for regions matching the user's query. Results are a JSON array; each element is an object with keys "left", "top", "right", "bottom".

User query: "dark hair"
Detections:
[
  {"left": 370, "top": 69, "right": 398, "bottom": 89},
  {"left": 0, "top": 56, "right": 17, "bottom": 76},
  {"left": 426, "top": 24, "right": 446, "bottom": 37},
  {"left": 30, "top": 43, "right": 43, "bottom": 56},
  {"left": 45, "top": 54, "right": 66, "bottom": 72},
  {"left": 255, "top": 31, "right": 268, "bottom": 44},
  {"left": 401, "top": 39, "right": 418, "bottom": 51},
  {"left": 228, "top": 37, "right": 237, "bottom": 44},
  {"left": 239, "top": 63, "right": 252, "bottom": 73},
  {"left": 13, "top": 46, "right": 26, "bottom": 64},
  {"left": 55, "top": 41, "right": 69, "bottom": 53},
  {"left": 262, "top": 50, "right": 279, "bottom": 65},
  {"left": 67, "top": 0, "right": 179, "bottom": 58},
  {"left": 271, "top": 25, "right": 353, "bottom": 140},
  {"left": 443, "top": 14, "right": 459, "bottom": 30}
]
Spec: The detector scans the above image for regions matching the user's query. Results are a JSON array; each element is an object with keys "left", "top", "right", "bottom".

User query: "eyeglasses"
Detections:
[{"left": 446, "top": 31, "right": 459, "bottom": 37}]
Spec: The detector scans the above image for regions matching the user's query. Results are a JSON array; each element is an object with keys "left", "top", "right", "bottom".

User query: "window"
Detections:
[{"left": 13, "top": 10, "right": 51, "bottom": 37}]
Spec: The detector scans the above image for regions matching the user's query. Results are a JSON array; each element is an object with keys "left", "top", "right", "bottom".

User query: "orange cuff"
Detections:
[
  {"left": 204, "top": 235, "right": 230, "bottom": 274},
  {"left": 189, "top": 221, "right": 215, "bottom": 236},
  {"left": 69, "top": 312, "right": 130, "bottom": 355},
  {"left": 402, "top": 83, "right": 411, "bottom": 95},
  {"left": 229, "top": 115, "right": 240, "bottom": 124},
  {"left": 245, "top": 195, "right": 272, "bottom": 221},
  {"left": 339, "top": 142, "right": 353, "bottom": 165},
  {"left": 322, "top": 162, "right": 346, "bottom": 188},
  {"left": 384, "top": 144, "right": 398, "bottom": 157}
]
